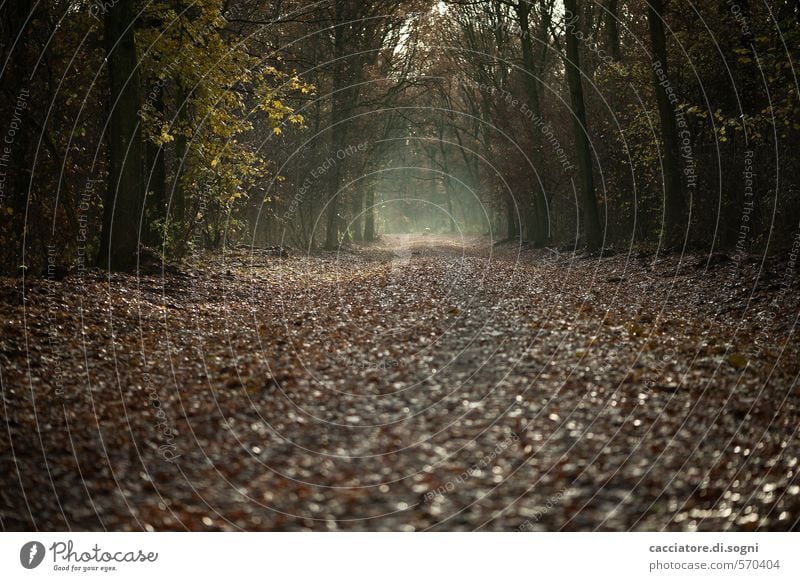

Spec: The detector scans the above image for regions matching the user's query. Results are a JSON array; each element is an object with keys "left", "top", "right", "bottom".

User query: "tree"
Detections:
[
  {"left": 136, "top": 0, "right": 308, "bottom": 255},
  {"left": 646, "top": 0, "right": 685, "bottom": 247},
  {"left": 604, "top": 0, "right": 621, "bottom": 62},
  {"left": 97, "top": 0, "right": 146, "bottom": 270},
  {"left": 321, "top": 0, "right": 416, "bottom": 249},
  {"left": 0, "top": 0, "right": 36, "bottom": 268},
  {"left": 563, "top": 0, "right": 601, "bottom": 250},
  {"left": 512, "top": 0, "right": 552, "bottom": 246}
]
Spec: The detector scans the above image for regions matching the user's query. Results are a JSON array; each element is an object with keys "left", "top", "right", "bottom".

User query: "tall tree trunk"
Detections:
[
  {"left": 324, "top": 16, "right": 348, "bottom": 250},
  {"left": 506, "top": 197, "right": 519, "bottom": 240},
  {"left": 172, "top": 80, "right": 189, "bottom": 224},
  {"left": 605, "top": 0, "right": 621, "bottom": 62},
  {"left": 350, "top": 191, "right": 363, "bottom": 241},
  {"left": 323, "top": 81, "right": 348, "bottom": 248},
  {"left": 515, "top": 1, "right": 548, "bottom": 247},
  {"left": 323, "top": 121, "right": 346, "bottom": 249},
  {"left": 97, "top": 0, "right": 145, "bottom": 270},
  {"left": 144, "top": 88, "right": 166, "bottom": 246},
  {"left": 563, "top": 0, "right": 602, "bottom": 250},
  {"left": 1, "top": 0, "right": 34, "bottom": 269},
  {"left": 444, "top": 179, "right": 456, "bottom": 233},
  {"left": 436, "top": 133, "right": 457, "bottom": 233},
  {"left": 647, "top": 0, "right": 685, "bottom": 247},
  {"left": 363, "top": 188, "right": 376, "bottom": 241}
]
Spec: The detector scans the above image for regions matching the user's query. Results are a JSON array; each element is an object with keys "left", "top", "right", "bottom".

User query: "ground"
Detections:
[{"left": 1, "top": 234, "right": 799, "bottom": 531}]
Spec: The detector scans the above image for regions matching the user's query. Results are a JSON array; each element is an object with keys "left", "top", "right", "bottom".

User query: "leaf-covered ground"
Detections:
[{"left": 2, "top": 235, "right": 799, "bottom": 531}]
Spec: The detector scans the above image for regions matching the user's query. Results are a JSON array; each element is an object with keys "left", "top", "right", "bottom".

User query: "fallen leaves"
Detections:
[{"left": 0, "top": 236, "right": 798, "bottom": 531}]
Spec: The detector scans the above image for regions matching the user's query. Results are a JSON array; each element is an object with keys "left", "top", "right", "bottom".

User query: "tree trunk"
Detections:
[
  {"left": 363, "top": 188, "right": 376, "bottom": 241},
  {"left": 97, "top": 0, "right": 145, "bottom": 270},
  {"left": 350, "top": 191, "right": 363, "bottom": 241},
  {"left": 436, "top": 134, "right": 457, "bottom": 233},
  {"left": 444, "top": 179, "right": 456, "bottom": 233},
  {"left": 605, "top": 0, "right": 621, "bottom": 62},
  {"left": 506, "top": 197, "right": 519, "bottom": 240},
  {"left": 324, "top": 20, "right": 348, "bottom": 250},
  {"left": 647, "top": 0, "right": 685, "bottom": 247},
  {"left": 144, "top": 88, "right": 166, "bottom": 246},
  {"left": 1, "top": 0, "right": 33, "bottom": 269},
  {"left": 172, "top": 80, "right": 189, "bottom": 224},
  {"left": 323, "top": 130, "right": 345, "bottom": 248},
  {"left": 515, "top": 1, "right": 548, "bottom": 247},
  {"left": 323, "top": 85, "right": 350, "bottom": 248},
  {"left": 563, "top": 0, "right": 602, "bottom": 250}
]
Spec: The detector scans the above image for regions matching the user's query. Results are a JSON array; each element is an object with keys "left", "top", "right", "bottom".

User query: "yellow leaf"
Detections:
[{"left": 727, "top": 353, "right": 748, "bottom": 369}]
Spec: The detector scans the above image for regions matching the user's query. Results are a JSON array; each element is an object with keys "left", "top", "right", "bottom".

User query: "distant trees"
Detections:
[
  {"left": 427, "top": 0, "right": 799, "bottom": 251},
  {"left": 320, "top": 0, "right": 419, "bottom": 249}
]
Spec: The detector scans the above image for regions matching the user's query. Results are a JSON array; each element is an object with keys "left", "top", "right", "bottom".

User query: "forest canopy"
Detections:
[{"left": 1, "top": 0, "right": 798, "bottom": 272}]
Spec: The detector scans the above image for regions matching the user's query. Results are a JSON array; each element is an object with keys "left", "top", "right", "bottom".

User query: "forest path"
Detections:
[{"left": 2, "top": 235, "right": 799, "bottom": 530}]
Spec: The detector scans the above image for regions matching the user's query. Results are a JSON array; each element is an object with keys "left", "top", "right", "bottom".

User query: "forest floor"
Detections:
[{"left": 1, "top": 234, "right": 799, "bottom": 531}]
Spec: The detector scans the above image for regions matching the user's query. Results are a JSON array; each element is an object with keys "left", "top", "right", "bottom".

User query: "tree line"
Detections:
[{"left": 0, "top": 0, "right": 798, "bottom": 273}]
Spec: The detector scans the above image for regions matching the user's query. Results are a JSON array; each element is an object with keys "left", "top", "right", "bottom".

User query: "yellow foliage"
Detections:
[{"left": 136, "top": 0, "right": 311, "bottom": 216}]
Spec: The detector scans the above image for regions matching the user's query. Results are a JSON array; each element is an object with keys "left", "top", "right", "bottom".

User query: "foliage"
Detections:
[{"left": 137, "top": 0, "right": 309, "bottom": 255}]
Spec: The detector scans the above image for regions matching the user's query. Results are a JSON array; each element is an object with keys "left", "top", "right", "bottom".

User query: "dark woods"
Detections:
[{"left": 1, "top": 0, "right": 798, "bottom": 273}]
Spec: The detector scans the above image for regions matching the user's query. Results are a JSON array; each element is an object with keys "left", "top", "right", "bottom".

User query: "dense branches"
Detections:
[{"left": 0, "top": 1, "right": 798, "bottom": 272}]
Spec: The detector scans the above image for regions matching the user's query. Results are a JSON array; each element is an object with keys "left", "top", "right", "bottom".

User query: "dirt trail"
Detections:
[{"left": 1, "top": 236, "right": 798, "bottom": 530}]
